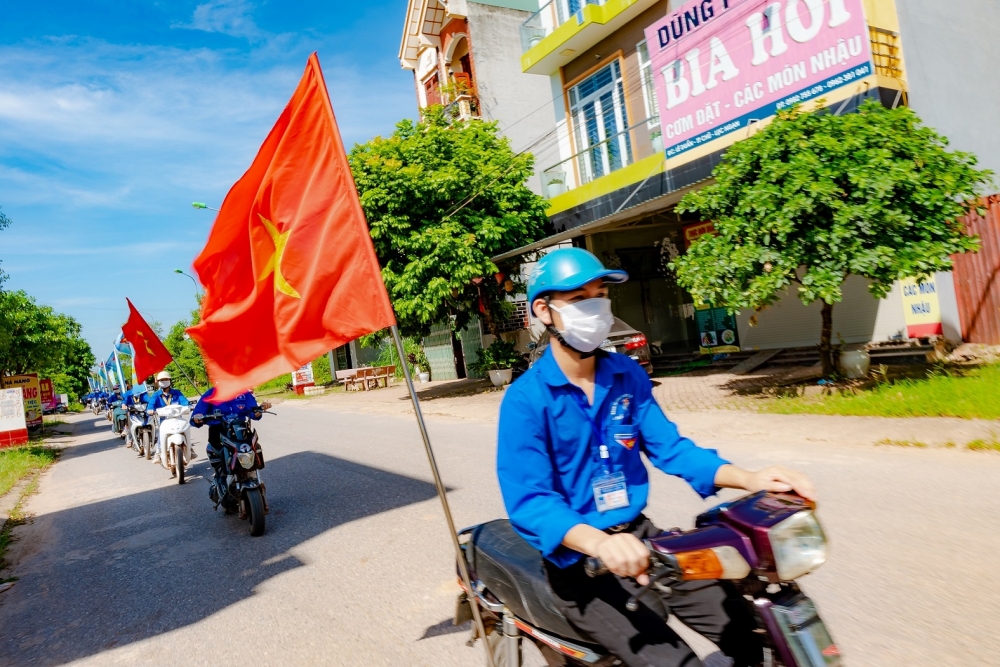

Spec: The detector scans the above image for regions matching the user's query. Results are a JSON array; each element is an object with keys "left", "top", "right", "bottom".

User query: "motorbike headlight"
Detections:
[
  {"left": 237, "top": 451, "right": 256, "bottom": 469},
  {"left": 768, "top": 510, "right": 827, "bottom": 580}
]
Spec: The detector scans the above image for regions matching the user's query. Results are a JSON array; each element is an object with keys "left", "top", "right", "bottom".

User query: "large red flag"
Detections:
[
  {"left": 122, "top": 299, "right": 173, "bottom": 381},
  {"left": 188, "top": 53, "right": 395, "bottom": 400}
]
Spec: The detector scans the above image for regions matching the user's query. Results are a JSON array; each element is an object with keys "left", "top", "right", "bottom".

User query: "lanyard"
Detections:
[{"left": 570, "top": 390, "right": 612, "bottom": 476}]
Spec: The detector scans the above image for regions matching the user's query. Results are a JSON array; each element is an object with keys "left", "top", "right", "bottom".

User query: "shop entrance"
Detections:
[{"left": 591, "top": 225, "right": 698, "bottom": 355}]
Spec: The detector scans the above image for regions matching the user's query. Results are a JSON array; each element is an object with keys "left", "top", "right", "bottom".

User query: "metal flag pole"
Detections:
[
  {"left": 389, "top": 325, "right": 496, "bottom": 667},
  {"left": 111, "top": 337, "right": 126, "bottom": 389},
  {"left": 168, "top": 362, "right": 204, "bottom": 396}
]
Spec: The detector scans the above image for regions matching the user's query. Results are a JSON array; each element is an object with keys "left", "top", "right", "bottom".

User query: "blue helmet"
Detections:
[{"left": 527, "top": 247, "right": 628, "bottom": 303}]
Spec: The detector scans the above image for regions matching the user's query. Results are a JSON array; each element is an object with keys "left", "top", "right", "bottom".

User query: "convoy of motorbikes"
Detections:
[
  {"left": 79, "top": 382, "right": 840, "bottom": 663},
  {"left": 83, "top": 382, "right": 271, "bottom": 537}
]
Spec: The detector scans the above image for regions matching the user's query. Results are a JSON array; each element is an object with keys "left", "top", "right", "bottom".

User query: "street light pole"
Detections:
[{"left": 174, "top": 269, "right": 201, "bottom": 301}]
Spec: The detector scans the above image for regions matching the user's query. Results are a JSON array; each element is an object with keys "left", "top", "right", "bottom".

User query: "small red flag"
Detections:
[
  {"left": 122, "top": 298, "right": 173, "bottom": 381},
  {"left": 188, "top": 53, "right": 395, "bottom": 400}
]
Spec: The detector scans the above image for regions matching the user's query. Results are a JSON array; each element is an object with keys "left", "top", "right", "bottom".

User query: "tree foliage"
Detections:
[
  {"left": 163, "top": 307, "right": 210, "bottom": 395},
  {"left": 671, "top": 100, "right": 994, "bottom": 375},
  {"left": 349, "top": 107, "right": 550, "bottom": 338},
  {"left": 0, "top": 290, "right": 96, "bottom": 397}
]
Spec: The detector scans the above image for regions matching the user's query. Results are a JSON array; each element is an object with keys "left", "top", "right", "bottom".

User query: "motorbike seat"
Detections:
[{"left": 466, "top": 520, "right": 594, "bottom": 645}]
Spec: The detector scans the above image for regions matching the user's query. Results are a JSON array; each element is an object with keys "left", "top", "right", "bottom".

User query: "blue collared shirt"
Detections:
[
  {"left": 191, "top": 388, "right": 260, "bottom": 426},
  {"left": 146, "top": 388, "right": 189, "bottom": 411},
  {"left": 497, "top": 348, "right": 729, "bottom": 568}
]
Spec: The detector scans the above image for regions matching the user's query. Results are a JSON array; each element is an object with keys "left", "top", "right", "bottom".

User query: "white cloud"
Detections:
[
  {"left": 0, "top": 31, "right": 416, "bottom": 352},
  {"left": 0, "top": 39, "right": 413, "bottom": 209},
  {"left": 179, "top": 0, "right": 264, "bottom": 40}
]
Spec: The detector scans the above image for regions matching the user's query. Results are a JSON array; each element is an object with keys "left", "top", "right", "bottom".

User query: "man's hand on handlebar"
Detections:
[
  {"left": 595, "top": 533, "right": 651, "bottom": 585},
  {"left": 563, "top": 524, "right": 651, "bottom": 584},
  {"left": 260, "top": 401, "right": 272, "bottom": 411},
  {"left": 715, "top": 464, "right": 817, "bottom": 501}
]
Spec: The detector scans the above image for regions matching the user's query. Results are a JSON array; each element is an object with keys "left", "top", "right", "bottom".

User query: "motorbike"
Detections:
[
  {"left": 92, "top": 397, "right": 106, "bottom": 415},
  {"left": 127, "top": 402, "right": 156, "bottom": 460},
  {"left": 155, "top": 404, "right": 193, "bottom": 484},
  {"left": 455, "top": 492, "right": 838, "bottom": 667},
  {"left": 110, "top": 399, "right": 128, "bottom": 439},
  {"left": 201, "top": 408, "right": 270, "bottom": 537}
]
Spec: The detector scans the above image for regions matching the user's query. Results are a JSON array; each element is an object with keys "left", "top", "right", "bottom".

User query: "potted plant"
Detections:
[
  {"left": 407, "top": 347, "right": 431, "bottom": 383},
  {"left": 471, "top": 339, "right": 523, "bottom": 387}
]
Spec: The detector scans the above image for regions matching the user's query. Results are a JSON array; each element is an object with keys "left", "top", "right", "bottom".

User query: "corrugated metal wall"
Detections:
[{"left": 953, "top": 194, "right": 1000, "bottom": 344}]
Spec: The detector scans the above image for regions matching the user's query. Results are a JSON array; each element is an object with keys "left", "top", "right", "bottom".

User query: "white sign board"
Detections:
[
  {"left": 292, "top": 363, "right": 315, "bottom": 387},
  {"left": 0, "top": 388, "right": 29, "bottom": 448}
]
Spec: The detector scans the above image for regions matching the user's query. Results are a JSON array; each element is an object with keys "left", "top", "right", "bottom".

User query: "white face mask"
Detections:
[
  {"left": 158, "top": 380, "right": 171, "bottom": 389},
  {"left": 549, "top": 298, "right": 615, "bottom": 353}
]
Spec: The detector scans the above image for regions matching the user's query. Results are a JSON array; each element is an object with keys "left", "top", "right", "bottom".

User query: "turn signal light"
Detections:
[
  {"left": 675, "top": 546, "right": 751, "bottom": 580},
  {"left": 625, "top": 334, "right": 647, "bottom": 350}
]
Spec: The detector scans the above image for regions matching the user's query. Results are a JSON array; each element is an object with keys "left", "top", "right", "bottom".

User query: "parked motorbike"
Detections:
[
  {"left": 110, "top": 400, "right": 128, "bottom": 439},
  {"left": 455, "top": 492, "right": 838, "bottom": 667},
  {"left": 155, "top": 404, "right": 193, "bottom": 484},
  {"left": 201, "top": 408, "right": 270, "bottom": 537},
  {"left": 127, "top": 403, "right": 155, "bottom": 459}
]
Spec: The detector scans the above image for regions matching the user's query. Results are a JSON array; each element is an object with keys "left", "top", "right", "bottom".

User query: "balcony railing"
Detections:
[
  {"left": 541, "top": 116, "right": 661, "bottom": 199},
  {"left": 444, "top": 93, "right": 481, "bottom": 121},
  {"left": 520, "top": 0, "right": 604, "bottom": 52}
]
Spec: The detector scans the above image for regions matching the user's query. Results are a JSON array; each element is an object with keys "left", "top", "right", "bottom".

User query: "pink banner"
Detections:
[{"left": 644, "top": 0, "right": 874, "bottom": 158}]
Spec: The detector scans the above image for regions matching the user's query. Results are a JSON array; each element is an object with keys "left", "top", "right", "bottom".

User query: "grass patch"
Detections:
[
  {"left": 0, "top": 447, "right": 58, "bottom": 579},
  {"left": 966, "top": 437, "right": 1000, "bottom": 452},
  {"left": 875, "top": 438, "right": 930, "bottom": 448},
  {"left": 0, "top": 445, "right": 59, "bottom": 498},
  {"left": 761, "top": 363, "right": 1000, "bottom": 419}
]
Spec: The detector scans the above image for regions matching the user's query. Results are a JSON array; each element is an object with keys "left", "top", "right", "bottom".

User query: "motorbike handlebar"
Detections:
[
  {"left": 194, "top": 408, "right": 266, "bottom": 422},
  {"left": 584, "top": 557, "right": 608, "bottom": 578}
]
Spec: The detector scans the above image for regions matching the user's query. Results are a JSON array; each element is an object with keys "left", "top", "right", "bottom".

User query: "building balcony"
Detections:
[
  {"left": 443, "top": 93, "right": 481, "bottom": 121},
  {"left": 519, "top": 0, "right": 658, "bottom": 76},
  {"left": 541, "top": 115, "right": 663, "bottom": 204}
]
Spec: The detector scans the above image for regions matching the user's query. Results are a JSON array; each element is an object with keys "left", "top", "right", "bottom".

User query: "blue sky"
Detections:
[{"left": 0, "top": 0, "right": 416, "bottom": 356}]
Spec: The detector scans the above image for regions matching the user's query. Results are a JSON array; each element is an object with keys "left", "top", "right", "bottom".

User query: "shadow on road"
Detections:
[{"left": 0, "top": 423, "right": 442, "bottom": 667}]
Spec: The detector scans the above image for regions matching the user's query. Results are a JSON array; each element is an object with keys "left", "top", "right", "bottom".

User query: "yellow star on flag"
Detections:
[
  {"left": 134, "top": 331, "right": 156, "bottom": 356},
  {"left": 257, "top": 214, "right": 301, "bottom": 299}
]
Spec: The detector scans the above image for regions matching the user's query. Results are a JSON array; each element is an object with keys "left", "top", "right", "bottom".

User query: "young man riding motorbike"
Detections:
[
  {"left": 497, "top": 248, "right": 816, "bottom": 667},
  {"left": 146, "top": 371, "right": 191, "bottom": 462},
  {"left": 191, "top": 388, "right": 271, "bottom": 502}
]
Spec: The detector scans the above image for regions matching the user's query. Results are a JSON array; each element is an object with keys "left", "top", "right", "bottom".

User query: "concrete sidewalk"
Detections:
[{"left": 283, "top": 375, "right": 1000, "bottom": 450}]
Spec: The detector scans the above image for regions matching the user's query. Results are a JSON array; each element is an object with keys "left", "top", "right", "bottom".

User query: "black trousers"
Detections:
[
  {"left": 206, "top": 425, "right": 224, "bottom": 478},
  {"left": 544, "top": 516, "right": 763, "bottom": 667}
]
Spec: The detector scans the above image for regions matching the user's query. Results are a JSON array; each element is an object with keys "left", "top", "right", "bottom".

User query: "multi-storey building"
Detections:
[
  {"left": 398, "top": 0, "right": 556, "bottom": 379},
  {"left": 399, "top": 0, "right": 555, "bottom": 193},
  {"left": 495, "top": 0, "right": 1000, "bottom": 357}
]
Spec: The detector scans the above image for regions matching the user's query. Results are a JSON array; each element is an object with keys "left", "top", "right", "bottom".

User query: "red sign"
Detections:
[
  {"left": 40, "top": 378, "right": 54, "bottom": 405},
  {"left": 683, "top": 221, "right": 716, "bottom": 249}
]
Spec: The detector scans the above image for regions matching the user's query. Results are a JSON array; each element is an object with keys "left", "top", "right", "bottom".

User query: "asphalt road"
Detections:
[{"left": 1, "top": 405, "right": 998, "bottom": 666}]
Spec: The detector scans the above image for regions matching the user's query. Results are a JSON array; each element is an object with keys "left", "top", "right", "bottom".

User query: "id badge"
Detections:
[{"left": 592, "top": 472, "right": 629, "bottom": 512}]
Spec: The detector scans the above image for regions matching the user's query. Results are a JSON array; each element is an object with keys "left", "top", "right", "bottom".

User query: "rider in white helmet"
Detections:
[{"left": 146, "top": 370, "right": 191, "bottom": 462}]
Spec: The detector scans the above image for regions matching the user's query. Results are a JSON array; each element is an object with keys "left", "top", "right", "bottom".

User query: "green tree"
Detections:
[
  {"left": 349, "top": 107, "right": 550, "bottom": 339},
  {"left": 671, "top": 101, "right": 994, "bottom": 376},
  {"left": 163, "top": 307, "right": 209, "bottom": 395},
  {"left": 0, "top": 290, "right": 95, "bottom": 398}
]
